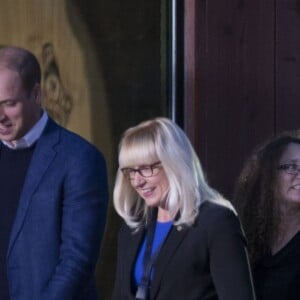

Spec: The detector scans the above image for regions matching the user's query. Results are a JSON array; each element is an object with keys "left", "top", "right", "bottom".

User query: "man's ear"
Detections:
[{"left": 31, "top": 83, "right": 42, "bottom": 106}]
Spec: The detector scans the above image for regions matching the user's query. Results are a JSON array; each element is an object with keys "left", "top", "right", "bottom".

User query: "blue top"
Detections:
[{"left": 134, "top": 220, "right": 173, "bottom": 285}]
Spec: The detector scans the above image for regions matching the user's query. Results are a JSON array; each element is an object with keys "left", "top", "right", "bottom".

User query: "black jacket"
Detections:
[{"left": 112, "top": 201, "right": 255, "bottom": 300}]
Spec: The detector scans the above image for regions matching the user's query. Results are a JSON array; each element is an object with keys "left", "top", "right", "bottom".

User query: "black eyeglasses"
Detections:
[
  {"left": 277, "top": 163, "right": 300, "bottom": 175},
  {"left": 121, "top": 161, "right": 161, "bottom": 180}
]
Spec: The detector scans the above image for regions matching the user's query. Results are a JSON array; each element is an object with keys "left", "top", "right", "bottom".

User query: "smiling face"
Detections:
[
  {"left": 128, "top": 162, "right": 170, "bottom": 210},
  {"left": 275, "top": 142, "right": 300, "bottom": 209},
  {"left": 0, "top": 68, "right": 41, "bottom": 145}
]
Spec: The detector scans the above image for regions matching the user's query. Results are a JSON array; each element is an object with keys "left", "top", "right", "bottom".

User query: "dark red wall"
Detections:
[{"left": 182, "top": 0, "right": 300, "bottom": 198}]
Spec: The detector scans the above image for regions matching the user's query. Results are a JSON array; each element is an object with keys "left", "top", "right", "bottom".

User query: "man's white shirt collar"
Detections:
[{"left": 2, "top": 111, "right": 48, "bottom": 149}]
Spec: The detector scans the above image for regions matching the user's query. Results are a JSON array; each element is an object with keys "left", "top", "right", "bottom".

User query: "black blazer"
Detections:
[{"left": 112, "top": 201, "right": 255, "bottom": 300}]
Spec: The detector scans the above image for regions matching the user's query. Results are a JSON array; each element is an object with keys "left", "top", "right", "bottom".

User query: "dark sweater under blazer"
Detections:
[{"left": 2, "top": 118, "right": 108, "bottom": 300}]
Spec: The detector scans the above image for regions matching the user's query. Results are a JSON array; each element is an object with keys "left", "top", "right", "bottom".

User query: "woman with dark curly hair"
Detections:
[{"left": 233, "top": 130, "right": 300, "bottom": 300}]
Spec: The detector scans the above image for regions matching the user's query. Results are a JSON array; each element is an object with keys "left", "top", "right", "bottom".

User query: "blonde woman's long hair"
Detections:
[{"left": 113, "top": 117, "right": 228, "bottom": 229}]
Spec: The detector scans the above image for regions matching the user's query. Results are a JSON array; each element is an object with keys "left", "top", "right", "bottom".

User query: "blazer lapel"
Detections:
[
  {"left": 150, "top": 225, "right": 188, "bottom": 297},
  {"left": 7, "top": 119, "right": 60, "bottom": 259},
  {"left": 125, "top": 228, "right": 145, "bottom": 294}
]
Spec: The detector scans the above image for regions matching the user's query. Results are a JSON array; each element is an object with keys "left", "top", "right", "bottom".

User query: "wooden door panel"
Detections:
[
  {"left": 183, "top": 0, "right": 276, "bottom": 198},
  {"left": 276, "top": 0, "right": 300, "bottom": 132}
]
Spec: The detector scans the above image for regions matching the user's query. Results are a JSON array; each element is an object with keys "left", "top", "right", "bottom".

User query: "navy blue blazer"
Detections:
[
  {"left": 112, "top": 201, "right": 255, "bottom": 300},
  {"left": 5, "top": 118, "right": 108, "bottom": 300}
]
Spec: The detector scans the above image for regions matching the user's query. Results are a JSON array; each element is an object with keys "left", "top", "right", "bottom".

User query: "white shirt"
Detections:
[{"left": 2, "top": 111, "right": 48, "bottom": 149}]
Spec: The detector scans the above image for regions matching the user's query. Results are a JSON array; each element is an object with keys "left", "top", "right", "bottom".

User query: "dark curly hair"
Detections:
[{"left": 233, "top": 130, "right": 300, "bottom": 266}]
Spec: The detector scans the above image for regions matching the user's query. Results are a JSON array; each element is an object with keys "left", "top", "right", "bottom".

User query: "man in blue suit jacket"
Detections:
[{"left": 0, "top": 46, "right": 108, "bottom": 299}]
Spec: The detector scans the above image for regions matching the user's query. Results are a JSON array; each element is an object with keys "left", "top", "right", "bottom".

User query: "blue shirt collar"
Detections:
[{"left": 2, "top": 111, "right": 48, "bottom": 149}]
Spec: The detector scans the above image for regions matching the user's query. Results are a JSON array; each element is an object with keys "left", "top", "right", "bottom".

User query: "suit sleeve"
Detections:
[
  {"left": 42, "top": 145, "right": 108, "bottom": 300},
  {"left": 207, "top": 206, "right": 256, "bottom": 300}
]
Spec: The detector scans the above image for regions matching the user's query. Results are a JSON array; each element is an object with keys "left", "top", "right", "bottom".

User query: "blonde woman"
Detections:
[{"left": 112, "top": 117, "right": 255, "bottom": 300}]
